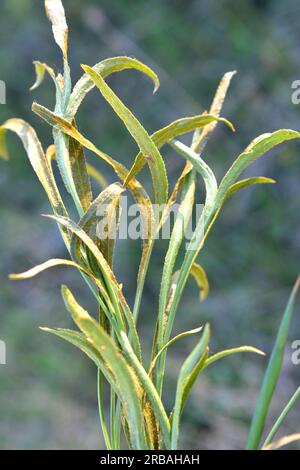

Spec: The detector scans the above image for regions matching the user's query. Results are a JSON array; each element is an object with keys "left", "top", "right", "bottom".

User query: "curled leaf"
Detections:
[
  {"left": 247, "top": 276, "right": 300, "bottom": 450},
  {"left": 170, "top": 139, "right": 217, "bottom": 211},
  {"left": 60, "top": 285, "right": 147, "bottom": 450},
  {"left": 67, "top": 56, "right": 160, "bottom": 120},
  {"left": 125, "top": 113, "right": 234, "bottom": 186},
  {"left": 190, "top": 262, "right": 209, "bottom": 302},
  {"left": 30, "top": 61, "right": 59, "bottom": 93},
  {"left": 225, "top": 177, "right": 276, "bottom": 200},
  {"left": 193, "top": 71, "right": 236, "bottom": 153},
  {"left": 149, "top": 326, "right": 203, "bottom": 377},
  {"left": 0, "top": 119, "right": 69, "bottom": 244},
  {"left": 217, "top": 130, "right": 300, "bottom": 206},
  {"left": 203, "top": 345, "right": 265, "bottom": 370},
  {"left": 81, "top": 64, "right": 168, "bottom": 206},
  {"left": 45, "top": 0, "right": 68, "bottom": 60}
]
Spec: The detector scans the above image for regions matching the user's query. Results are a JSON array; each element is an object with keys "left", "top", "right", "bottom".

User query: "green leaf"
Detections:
[
  {"left": 54, "top": 285, "right": 147, "bottom": 450},
  {"left": 170, "top": 139, "right": 217, "bottom": 212},
  {"left": 119, "top": 331, "right": 171, "bottom": 448},
  {"left": 203, "top": 345, "right": 265, "bottom": 370},
  {"left": 81, "top": 64, "right": 168, "bottom": 206},
  {"left": 149, "top": 326, "right": 203, "bottom": 377},
  {"left": 263, "top": 386, "right": 300, "bottom": 448},
  {"left": 70, "top": 182, "right": 124, "bottom": 269},
  {"left": 192, "top": 71, "right": 236, "bottom": 153},
  {"left": 45, "top": 0, "right": 69, "bottom": 60},
  {"left": 178, "top": 348, "right": 209, "bottom": 417},
  {"left": 40, "top": 327, "right": 115, "bottom": 385},
  {"left": 225, "top": 177, "right": 276, "bottom": 200},
  {"left": 171, "top": 324, "right": 210, "bottom": 449},
  {"left": 190, "top": 262, "right": 209, "bottom": 302},
  {"left": 68, "top": 133, "right": 92, "bottom": 213},
  {"left": 247, "top": 276, "right": 300, "bottom": 450},
  {"left": 166, "top": 131, "right": 300, "bottom": 363},
  {"left": 44, "top": 213, "right": 141, "bottom": 359},
  {"left": 217, "top": 130, "right": 300, "bottom": 206},
  {"left": 67, "top": 56, "right": 160, "bottom": 120},
  {"left": 0, "top": 119, "right": 69, "bottom": 243},
  {"left": 155, "top": 171, "right": 196, "bottom": 394},
  {"left": 124, "top": 113, "right": 234, "bottom": 186}
]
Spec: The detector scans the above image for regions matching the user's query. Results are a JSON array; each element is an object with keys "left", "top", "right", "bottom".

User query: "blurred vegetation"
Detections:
[{"left": 0, "top": 0, "right": 299, "bottom": 449}]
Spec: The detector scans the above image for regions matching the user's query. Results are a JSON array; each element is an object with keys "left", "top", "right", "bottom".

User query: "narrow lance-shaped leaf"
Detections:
[
  {"left": 124, "top": 114, "right": 234, "bottom": 186},
  {"left": 70, "top": 183, "right": 124, "bottom": 271},
  {"left": 263, "top": 386, "right": 300, "bottom": 448},
  {"left": 178, "top": 345, "right": 264, "bottom": 418},
  {"left": 225, "top": 177, "right": 276, "bottom": 200},
  {"left": 262, "top": 433, "right": 300, "bottom": 451},
  {"left": 247, "top": 276, "right": 300, "bottom": 450},
  {"left": 67, "top": 56, "right": 160, "bottom": 120},
  {"left": 45, "top": 214, "right": 126, "bottom": 328},
  {"left": 0, "top": 119, "right": 70, "bottom": 243},
  {"left": 149, "top": 326, "right": 203, "bottom": 378},
  {"left": 9, "top": 258, "right": 116, "bottom": 326},
  {"left": 30, "top": 61, "right": 61, "bottom": 97},
  {"left": 61, "top": 285, "right": 147, "bottom": 450},
  {"left": 170, "top": 139, "right": 217, "bottom": 212},
  {"left": 203, "top": 346, "right": 265, "bottom": 370},
  {"left": 32, "top": 102, "right": 156, "bottom": 323},
  {"left": 68, "top": 132, "right": 92, "bottom": 213},
  {"left": 192, "top": 71, "right": 236, "bottom": 153},
  {"left": 41, "top": 327, "right": 116, "bottom": 387},
  {"left": 166, "top": 131, "right": 300, "bottom": 359},
  {"left": 46, "top": 143, "right": 107, "bottom": 189},
  {"left": 155, "top": 171, "right": 196, "bottom": 394},
  {"left": 190, "top": 262, "right": 209, "bottom": 302},
  {"left": 81, "top": 64, "right": 169, "bottom": 206},
  {"left": 119, "top": 331, "right": 171, "bottom": 448},
  {"left": 86, "top": 163, "right": 107, "bottom": 189},
  {"left": 217, "top": 130, "right": 300, "bottom": 207},
  {"left": 171, "top": 324, "right": 210, "bottom": 449},
  {"left": 166, "top": 70, "right": 236, "bottom": 212},
  {"left": 45, "top": 0, "right": 68, "bottom": 60},
  {"left": 53, "top": 130, "right": 84, "bottom": 216},
  {"left": 44, "top": 213, "right": 142, "bottom": 359}
]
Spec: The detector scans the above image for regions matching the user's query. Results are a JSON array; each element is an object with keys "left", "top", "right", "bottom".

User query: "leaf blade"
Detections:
[
  {"left": 81, "top": 64, "right": 168, "bottom": 205},
  {"left": 246, "top": 276, "right": 300, "bottom": 449}
]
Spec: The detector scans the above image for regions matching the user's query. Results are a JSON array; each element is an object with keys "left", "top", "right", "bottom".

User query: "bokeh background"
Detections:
[{"left": 0, "top": 0, "right": 300, "bottom": 450}]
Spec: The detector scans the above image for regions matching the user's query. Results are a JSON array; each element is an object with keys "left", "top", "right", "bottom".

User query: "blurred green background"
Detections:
[{"left": 0, "top": 0, "right": 300, "bottom": 449}]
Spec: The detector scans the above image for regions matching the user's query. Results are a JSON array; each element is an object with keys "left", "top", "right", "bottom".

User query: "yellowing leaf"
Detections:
[
  {"left": 190, "top": 263, "right": 209, "bottom": 301},
  {"left": 81, "top": 64, "right": 168, "bottom": 206},
  {"left": 45, "top": 0, "right": 68, "bottom": 60},
  {"left": 125, "top": 113, "right": 234, "bottom": 186},
  {"left": 0, "top": 119, "right": 69, "bottom": 242},
  {"left": 262, "top": 433, "right": 300, "bottom": 450}
]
